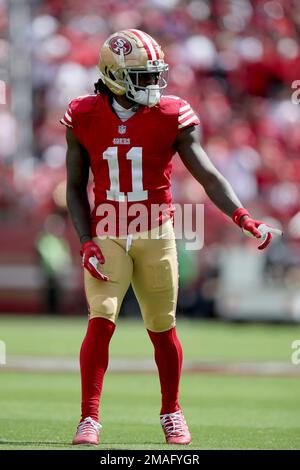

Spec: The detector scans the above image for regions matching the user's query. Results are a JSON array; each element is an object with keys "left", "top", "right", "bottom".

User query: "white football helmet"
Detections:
[{"left": 98, "top": 29, "right": 168, "bottom": 107}]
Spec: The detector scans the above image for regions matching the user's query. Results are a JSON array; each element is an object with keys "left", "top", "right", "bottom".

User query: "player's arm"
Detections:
[
  {"left": 174, "top": 125, "right": 282, "bottom": 249},
  {"left": 66, "top": 128, "right": 108, "bottom": 280},
  {"left": 66, "top": 128, "right": 92, "bottom": 243}
]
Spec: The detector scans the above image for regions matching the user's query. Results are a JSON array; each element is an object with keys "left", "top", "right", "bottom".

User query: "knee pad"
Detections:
[
  {"left": 144, "top": 310, "right": 176, "bottom": 333},
  {"left": 89, "top": 295, "right": 117, "bottom": 321}
]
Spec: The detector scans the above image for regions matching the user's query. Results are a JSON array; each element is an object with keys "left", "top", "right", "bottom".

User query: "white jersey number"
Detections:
[{"left": 103, "top": 146, "right": 148, "bottom": 202}]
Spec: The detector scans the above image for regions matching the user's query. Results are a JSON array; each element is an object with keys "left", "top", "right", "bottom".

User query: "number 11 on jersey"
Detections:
[{"left": 103, "top": 146, "right": 148, "bottom": 202}]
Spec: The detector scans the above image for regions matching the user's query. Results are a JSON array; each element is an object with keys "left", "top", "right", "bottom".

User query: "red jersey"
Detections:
[{"left": 61, "top": 93, "right": 199, "bottom": 236}]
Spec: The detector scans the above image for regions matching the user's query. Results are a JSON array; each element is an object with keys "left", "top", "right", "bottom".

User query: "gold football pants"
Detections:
[{"left": 84, "top": 220, "right": 178, "bottom": 332}]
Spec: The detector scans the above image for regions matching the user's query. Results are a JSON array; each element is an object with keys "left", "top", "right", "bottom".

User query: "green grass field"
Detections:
[{"left": 1, "top": 315, "right": 300, "bottom": 450}]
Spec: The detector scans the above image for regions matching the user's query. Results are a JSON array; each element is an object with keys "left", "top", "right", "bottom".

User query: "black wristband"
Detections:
[{"left": 80, "top": 234, "right": 92, "bottom": 243}]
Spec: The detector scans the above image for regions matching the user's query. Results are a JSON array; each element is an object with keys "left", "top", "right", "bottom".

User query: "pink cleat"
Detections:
[
  {"left": 72, "top": 417, "right": 102, "bottom": 445},
  {"left": 160, "top": 410, "right": 192, "bottom": 445}
]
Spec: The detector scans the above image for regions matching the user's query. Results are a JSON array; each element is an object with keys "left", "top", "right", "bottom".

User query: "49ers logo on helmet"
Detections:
[{"left": 109, "top": 37, "right": 132, "bottom": 55}]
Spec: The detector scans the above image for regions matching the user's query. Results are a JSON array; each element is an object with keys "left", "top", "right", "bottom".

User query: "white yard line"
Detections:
[{"left": 1, "top": 356, "right": 300, "bottom": 377}]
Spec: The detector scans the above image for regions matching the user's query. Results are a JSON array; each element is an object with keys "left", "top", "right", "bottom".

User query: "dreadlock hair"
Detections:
[{"left": 94, "top": 78, "right": 112, "bottom": 96}]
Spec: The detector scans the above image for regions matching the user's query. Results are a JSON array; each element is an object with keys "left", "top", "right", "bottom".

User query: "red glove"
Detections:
[
  {"left": 80, "top": 241, "right": 109, "bottom": 281},
  {"left": 232, "top": 208, "right": 282, "bottom": 250}
]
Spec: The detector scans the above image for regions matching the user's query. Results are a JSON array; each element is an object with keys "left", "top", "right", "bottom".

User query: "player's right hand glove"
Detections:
[{"left": 80, "top": 241, "right": 109, "bottom": 281}]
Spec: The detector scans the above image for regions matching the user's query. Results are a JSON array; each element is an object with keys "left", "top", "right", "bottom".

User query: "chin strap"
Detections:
[
  {"left": 124, "top": 70, "right": 161, "bottom": 107},
  {"left": 133, "top": 85, "right": 161, "bottom": 107}
]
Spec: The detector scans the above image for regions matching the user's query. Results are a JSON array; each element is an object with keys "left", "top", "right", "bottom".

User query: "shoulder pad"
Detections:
[
  {"left": 158, "top": 95, "right": 182, "bottom": 115},
  {"left": 69, "top": 94, "right": 99, "bottom": 115}
]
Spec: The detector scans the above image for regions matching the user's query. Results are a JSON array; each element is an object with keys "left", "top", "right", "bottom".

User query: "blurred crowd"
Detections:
[{"left": 1, "top": 0, "right": 300, "bottom": 315}]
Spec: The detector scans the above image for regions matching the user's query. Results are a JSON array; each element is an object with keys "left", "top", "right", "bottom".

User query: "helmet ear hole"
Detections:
[{"left": 108, "top": 70, "right": 115, "bottom": 81}]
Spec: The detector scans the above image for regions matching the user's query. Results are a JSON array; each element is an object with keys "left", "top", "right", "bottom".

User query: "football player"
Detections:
[{"left": 61, "top": 29, "right": 281, "bottom": 446}]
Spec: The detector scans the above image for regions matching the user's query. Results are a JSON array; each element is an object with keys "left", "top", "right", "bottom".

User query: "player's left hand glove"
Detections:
[{"left": 232, "top": 208, "right": 283, "bottom": 250}]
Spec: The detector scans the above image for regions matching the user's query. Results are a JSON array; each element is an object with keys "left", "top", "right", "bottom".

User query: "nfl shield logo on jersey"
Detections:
[{"left": 118, "top": 125, "right": 126, "bottom": 134}]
